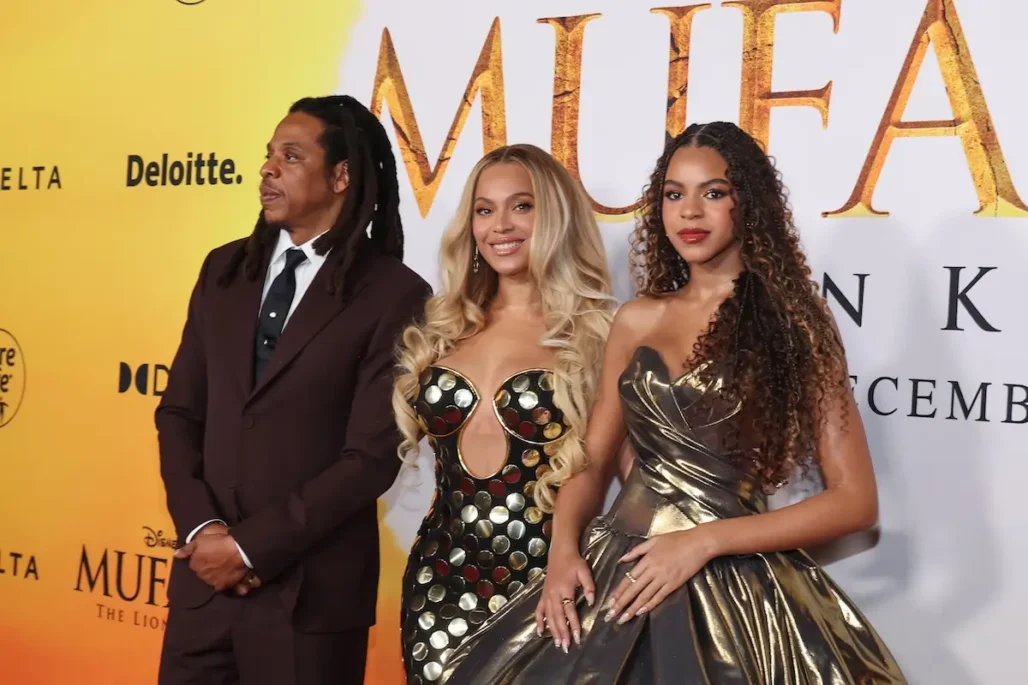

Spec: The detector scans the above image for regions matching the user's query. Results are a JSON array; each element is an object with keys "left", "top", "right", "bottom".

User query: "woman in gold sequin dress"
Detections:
[
  {"left": 440, "top": 123, "right": 908, "bottom": 684},
  {"left": 391, "top": 144, "right": 617, "bottom": 684}
]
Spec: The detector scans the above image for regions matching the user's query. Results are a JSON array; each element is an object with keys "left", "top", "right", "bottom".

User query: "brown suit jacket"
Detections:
[{"left": 156, "top": 236, "right": 431, "bottom": 632}]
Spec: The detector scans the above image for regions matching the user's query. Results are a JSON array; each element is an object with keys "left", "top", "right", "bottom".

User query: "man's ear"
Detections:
[{"left": 333, "top": 160, "right": 350, "bottom": 194}]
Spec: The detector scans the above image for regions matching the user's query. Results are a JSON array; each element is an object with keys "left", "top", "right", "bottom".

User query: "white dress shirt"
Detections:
[{"left": 186, "top": 229, "right": 332, "bottom": 571}]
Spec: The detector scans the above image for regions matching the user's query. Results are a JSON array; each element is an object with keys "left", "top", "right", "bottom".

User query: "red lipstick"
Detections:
[{"left": 677, "top": 229, "right": 709, "bottom": 244}]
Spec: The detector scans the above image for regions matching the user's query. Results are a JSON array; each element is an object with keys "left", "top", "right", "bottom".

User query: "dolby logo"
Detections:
[{"left": 119, "top": 363, "right": 168, "bottom": 397}]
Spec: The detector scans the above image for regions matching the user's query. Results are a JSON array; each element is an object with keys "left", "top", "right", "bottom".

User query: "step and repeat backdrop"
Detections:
[{"left": 1, "top": 0, "right": 1025, "bottom": 683}]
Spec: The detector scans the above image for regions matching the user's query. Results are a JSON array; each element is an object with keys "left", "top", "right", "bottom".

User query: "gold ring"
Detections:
[
  {"left": 625, "top": 571, "right": 637, "bottom": 583},
  {"left": 561, "top": 598, "right": 573, "bottom": 605}
]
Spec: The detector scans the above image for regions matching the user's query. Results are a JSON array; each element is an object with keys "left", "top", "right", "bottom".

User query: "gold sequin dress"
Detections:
[
  {"left": 401, "top": 366, "right": 569, "bottom": 684},
  {"left": 438, "top": 346, "right": 907, "bottom": 684}
]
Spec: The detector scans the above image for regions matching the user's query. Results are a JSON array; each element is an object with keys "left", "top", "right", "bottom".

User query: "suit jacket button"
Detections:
[{"left": 243, "top": 416, "right": 255, "bottom": 429}]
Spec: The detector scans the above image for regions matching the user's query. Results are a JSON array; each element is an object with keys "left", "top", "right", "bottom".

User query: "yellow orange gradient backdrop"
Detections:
[
  {"left": 0, "top": 2, "right": 405, "bottom": 683},
  {"left": 5, "top": 2, "right": 1028, "bottom": 684}
]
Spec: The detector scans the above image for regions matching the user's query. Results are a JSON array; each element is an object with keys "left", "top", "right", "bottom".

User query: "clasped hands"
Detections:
[
  {"left": 537, "top": 527, "right": 715, "bottom": 651},
  {"left": 173, "top": 523, "right": 263, "bottom": 596}
]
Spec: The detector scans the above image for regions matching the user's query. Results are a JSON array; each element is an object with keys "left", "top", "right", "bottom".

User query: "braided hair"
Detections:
[
  {"left": 629, "top": 122, "right": 849, "bottom": 491},
  {"left": 218, "top": 95, "right": 404, "bottom": 296}
]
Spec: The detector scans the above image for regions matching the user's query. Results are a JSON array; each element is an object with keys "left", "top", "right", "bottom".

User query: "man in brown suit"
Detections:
[{"left": 156, "top": 95, "right": 431, "bottom": 685}]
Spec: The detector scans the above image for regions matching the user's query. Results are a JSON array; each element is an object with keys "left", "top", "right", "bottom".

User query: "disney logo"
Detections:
[{"left": 142, "top": 526, "right": 179, "bottom": 549}]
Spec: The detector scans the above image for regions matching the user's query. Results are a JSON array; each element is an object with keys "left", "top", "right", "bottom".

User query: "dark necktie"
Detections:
[{"left": 254, "top": 248, "right": 308, "bottom": 382}]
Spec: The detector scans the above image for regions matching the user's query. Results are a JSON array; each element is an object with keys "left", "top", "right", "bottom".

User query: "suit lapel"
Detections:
[
  {"left": 226, "top": 263, "right": 268, "bottom": 398},
  {"left": 246, "top": 256, "right": 367, "bottom": 402}
]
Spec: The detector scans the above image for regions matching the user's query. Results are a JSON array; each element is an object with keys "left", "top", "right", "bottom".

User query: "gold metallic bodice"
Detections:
[{"left": 401, "top": 366, "right": 569, "bottom": 684}]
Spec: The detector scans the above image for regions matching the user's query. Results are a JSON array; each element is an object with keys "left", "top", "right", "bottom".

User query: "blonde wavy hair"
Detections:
[{"left": 391, "top": 144, "right": 616, "bottom": 512}]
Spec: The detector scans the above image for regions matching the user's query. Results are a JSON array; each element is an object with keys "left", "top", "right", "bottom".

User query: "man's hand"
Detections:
[
  {"left": 233, "top": 572, "right": 263, "bottom": 597},
  {"left": 174, "top": 533, "right": 247, "bottom": 592},
  {"left": 180, "top": 523, "right": 261, "bottom": 596}
]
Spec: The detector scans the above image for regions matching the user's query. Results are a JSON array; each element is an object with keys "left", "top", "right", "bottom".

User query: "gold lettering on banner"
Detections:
[
  {"left": 653, "top": 5, "right": 712, "bottom": 142},
  {"left": 539, "top": 14, "right": 638, "bottom": 217},
  {"left": 724, "top": 0, "right": 840, "bottom": 151},
  {"left": 542, "top": 7, "right": 710, "bottom": 219},
  {"left": 825, "top": 0, "right": 1027, "bottom": 218},
  {"left": 371, "top": 19, "right": 507, "bottom": 217}
]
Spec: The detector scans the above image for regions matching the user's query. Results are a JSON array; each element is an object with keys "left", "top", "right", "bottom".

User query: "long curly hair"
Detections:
[
  {"left": 392, "top": 144, "right": 616, "bottom": 511},
  {"left": 630, "top": 122, "right": 849, "bottom": 491}
]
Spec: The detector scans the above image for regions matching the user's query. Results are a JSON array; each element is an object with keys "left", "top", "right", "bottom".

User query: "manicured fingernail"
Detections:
[
  {"left": 562, "top": 641, "right": 569, "bottom": 654},
  {"left": 617, "top": 612, "right": 630, "bottom": 625},
  {"left": 554, "top": 638, "right": 560, "bottom": 649},
  {"left": 636, "top": 606, "right": 648, "bottom": 615},
  {"left": 586, "top": 593, "right": 595, "bottom": 607},
  {"left": 573, "top": 630, "right": 580, "bottom": 644},
  {"left": 604, "top": 610, "right": 614, "bottom": 622},
  {"left": 537, "top": 626, "right": 543, "bottom": 637}
]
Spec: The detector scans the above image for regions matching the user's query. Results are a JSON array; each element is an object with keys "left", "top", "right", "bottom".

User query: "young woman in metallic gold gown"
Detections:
[
  {"left": 440, "top": 123, "right": 907, "bottom": 684},
  {"left": 391, "top": 144, "right": 617, "bottom": 684}
]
